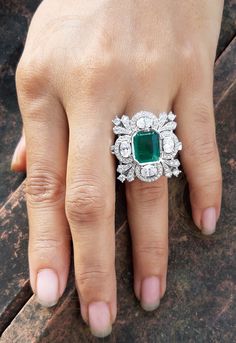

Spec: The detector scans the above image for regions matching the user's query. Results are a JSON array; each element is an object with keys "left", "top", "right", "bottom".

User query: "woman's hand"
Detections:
[{"left": 12, "top": 0, "right": 223, "bottom": 337}]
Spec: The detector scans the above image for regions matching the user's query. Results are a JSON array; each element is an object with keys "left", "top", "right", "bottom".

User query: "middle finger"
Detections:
[{"left": 65, "top": 103, "right": 117, "bottom": 338}]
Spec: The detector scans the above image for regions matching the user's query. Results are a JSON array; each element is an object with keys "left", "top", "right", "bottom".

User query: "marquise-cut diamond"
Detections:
[
  {"left": 159, "top": 121, "right": 177, "bottom": 132},
  {"left": 117, "top": 164, "right": 132, "bottom": 173},
  {"left": 121, "top": 115, "right": 130, "bottom": 128},
  {"left": 112, "top": 116, "right": 121, "bottom": 126},
  {"left": 164, "top": 159, "right": 180, "bottom": 167},
  {"left": 113, "top": 126, "right": 128, "bottom": 135},
  {"left": 158, "top": 112, "right": 168, "bottom": 128}
]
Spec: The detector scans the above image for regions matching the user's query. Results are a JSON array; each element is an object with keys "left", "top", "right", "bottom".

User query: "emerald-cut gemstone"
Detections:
[{"left": 133, "top": 130, "right": 160, "bottom": 164}]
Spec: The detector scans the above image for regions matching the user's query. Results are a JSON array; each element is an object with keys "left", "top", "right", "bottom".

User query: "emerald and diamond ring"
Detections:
[{"left": 111, "top": 111, "right": 182, "bottom": 182}]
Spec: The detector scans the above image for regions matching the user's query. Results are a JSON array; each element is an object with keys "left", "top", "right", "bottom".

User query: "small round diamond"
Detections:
[
  {"left": 118, "top": 174, "right": 126, "bottom": 182},
  {"left": 173, "top": 169, "right": 181, "bottom": 177},
  {"left": 167, "top": 112, "right": 176, "bottom": 121},
  {"left": 137, "top": 118, "right": 146, "bottom": 129},
  {"left": 144, "top": 117, "right": 153, "bottom": 128}
]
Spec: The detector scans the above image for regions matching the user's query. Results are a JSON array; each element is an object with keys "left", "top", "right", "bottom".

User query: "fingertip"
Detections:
[
  {"left": 201, "top": 207, "right": 217, "bottom": 235},
  {"left": 35, "top": 268, "right": 60, "bottom": 307},
  {"left": 192, "top": 205, "right": 220, "bottom": 236},
  {"left": 140, "top": 276, "right": 161, "bottom": 311},
  {"left": 11, "top": 136, "right": 26, "bottom": 172},
  {"left": 88, "top": 301, "right": 112, "bottom": 338}
]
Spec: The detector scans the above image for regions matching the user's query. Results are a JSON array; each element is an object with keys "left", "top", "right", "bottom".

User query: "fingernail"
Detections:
[
  {"left": 201, "top": 207, "right": 216, "bottom": 235},
  {"left": 140, "top": 276, "right": 160, "bottom": 311},
  {"left": 36, "top": 268, "right": 59, "bottom": 307},
  {"left": 11, "top": 137, "right": 23, "bottom": 169},
  {"left": 88, "top": 301, "right": 112, "bottom": 338}
]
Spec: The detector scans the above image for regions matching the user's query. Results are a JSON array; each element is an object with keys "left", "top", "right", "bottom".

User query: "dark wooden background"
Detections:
[{"left": 0, "top": 1, "right": 235, "bottom": 342}]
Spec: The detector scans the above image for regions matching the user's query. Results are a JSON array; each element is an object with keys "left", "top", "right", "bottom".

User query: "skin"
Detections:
[{"left": 12, "top": 0, "right": 223, "bottom": 338}]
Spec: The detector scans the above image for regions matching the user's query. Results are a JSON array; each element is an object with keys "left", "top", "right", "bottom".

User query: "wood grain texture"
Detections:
[
  {"left": 0, "top": 0, "right": 235, "bottom": 342},
  {"left": 0, "top": 183, "right": 32, "bottom": 333},
  {"left": 214, "top": 37, "right": 236, "bottom": 106},
  {"left": 217, "top": 0, "right": 236, "bottom": 57}
]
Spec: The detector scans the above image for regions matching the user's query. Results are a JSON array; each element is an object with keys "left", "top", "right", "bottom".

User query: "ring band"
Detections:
[{"left": 111, "top": 111, "right": 182, "bottom": 182}]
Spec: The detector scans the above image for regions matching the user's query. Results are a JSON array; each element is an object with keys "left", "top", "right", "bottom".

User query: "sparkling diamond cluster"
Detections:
[{"left": 111, "top": 111, "right": 182, "bottom": 182}]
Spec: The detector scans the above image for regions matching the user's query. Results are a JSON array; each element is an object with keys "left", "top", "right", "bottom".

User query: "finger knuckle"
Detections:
[
  {"left": 191, "top": 174, "right": 222, "bottom": 193},
  {"left": 180, "top": 41, "right": 203, "bottom": 70},
  {"left": 76, "top": 266, "right": 111, "bottom": 299},
  {"left": 88, "top": 53, "right": 115, "bottom": 73},
  {"left": 16, "top": 56, "right": 51, "bottom": 98},
  {"left": 25, "top": 168, "right": 65, "bottom": 208},
  {"left": 135, "top": 241, "right": 167, "bottom": 260},
  {"left": 193, "top": 103, "right": 213, "bottom": 127},
  {"left": 180, "top": 41, "right": 198, "bottom": 64},
  {"left": 32, "top": 236, "right": 62, "bottom": 253},
  {"left": 126, "top": 178, "right": 166, "bottom": 205},
  {"left": 77, "top": 268, "right": 110, "bottom": 285},
  {"left": 74, "top": 53, "right": 121, "bottom": 97},
  {"left": 135, "top": 53, "right": 160, "bottom": 81},
  {"left": 66, "top": 179, "right": 111, "bottom": 224},
  {"left": 185, "top": 136, "right": 219, "bottom": 166},
  {"left": 30, "top": 234, "right": 66, "bottom": 264},
  {"left": 180, "top": 41, "right": 209, "bottom": 81}
]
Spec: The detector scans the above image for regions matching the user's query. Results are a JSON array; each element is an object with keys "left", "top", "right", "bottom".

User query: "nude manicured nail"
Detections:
[
  {"left": 88, "top": 301, "right": 112, "bottom": 338},
  {"left": 201, "top": 207, "right": 216, "bottom": 235},
  {"left": 11, "top": 137, "right": 23, "bottom": 168},
  {"left": 36, "top": 268, "right": 59, "bottom": 307},
  {"left": 140, "top": 276, "right": 161, "bottom": 311}
]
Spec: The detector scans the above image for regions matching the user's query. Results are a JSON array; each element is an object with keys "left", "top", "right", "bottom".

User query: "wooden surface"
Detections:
[{"left": 0, "top": 1, "right": 236, "bottom": 342}]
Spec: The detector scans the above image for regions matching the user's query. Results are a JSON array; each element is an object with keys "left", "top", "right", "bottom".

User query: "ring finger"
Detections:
[{"left": 125, "top": 90, "right": 174, "bottom": 311}]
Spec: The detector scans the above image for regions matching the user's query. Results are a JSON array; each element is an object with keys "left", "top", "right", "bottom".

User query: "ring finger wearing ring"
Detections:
[{"left": 111, "top": 110, "right": 182, "bottom": 310}]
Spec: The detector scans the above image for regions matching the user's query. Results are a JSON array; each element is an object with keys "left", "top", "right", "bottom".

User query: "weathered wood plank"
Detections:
[
  {"left": 216, "top": 0, "right": 236, "bottom": 57},
  {"left": 0, "top": 15, "right": 26, "bottom": 207},
  {"left": 214, "top": 36, "right": 236, "bottom": 107},
  {"left": 0, "top": 183, "right": 32, "bottom": 333},
  {"left": 0, "top": 0, "right": 42, "bottom": 207}
]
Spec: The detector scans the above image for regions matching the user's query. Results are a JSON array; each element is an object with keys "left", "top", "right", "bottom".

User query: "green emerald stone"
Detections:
[{"left": 133, "top": 130, "right": 160, "bottom": 163}]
